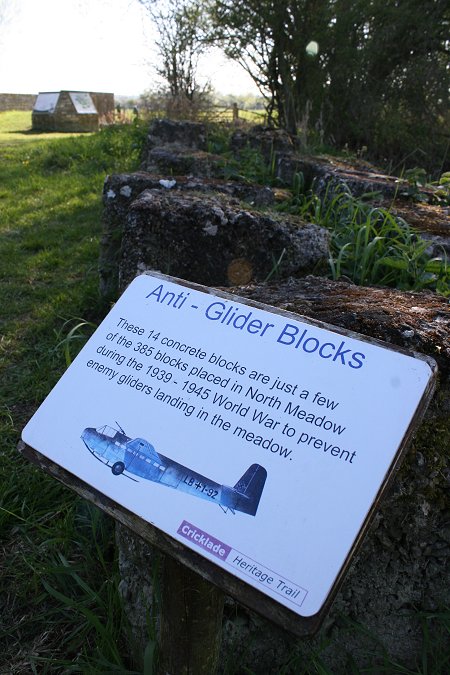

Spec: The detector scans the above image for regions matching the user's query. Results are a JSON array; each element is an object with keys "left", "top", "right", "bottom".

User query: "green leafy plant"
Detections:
[
  {"left": 323, "top": 192, "right": 449, "bottom": 293},
  {"left": 402, "top": 166, "right": 429, "bottom": 201},
  {"left": 397, "top": 166, "right": 450, "bottom": 206},
  {"left": 431, "top": 171, "right": 450, "bottom": 206}
]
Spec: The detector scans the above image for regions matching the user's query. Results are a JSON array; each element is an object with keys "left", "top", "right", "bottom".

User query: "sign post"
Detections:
[
  {"left": 159, "top": 555, "right": 224, "bottom": 674},
  {"left": 20, "top": 272, "right": 436, "bottom": 662}
]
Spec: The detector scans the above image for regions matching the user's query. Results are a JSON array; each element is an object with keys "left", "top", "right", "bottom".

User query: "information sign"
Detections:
[
  {"left": 33, "top": 92, "right": 59, "bottom": 113},
  {"left": 22, "top": 273, "right": 436, "bottom": 625},
  {"left": 69, "top": 92, "right": 97, "bottom": 114}
]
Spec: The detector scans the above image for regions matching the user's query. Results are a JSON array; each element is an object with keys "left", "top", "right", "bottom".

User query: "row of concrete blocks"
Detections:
[{"left": 100, "top": 119, "right": 449, "bottom": 672}]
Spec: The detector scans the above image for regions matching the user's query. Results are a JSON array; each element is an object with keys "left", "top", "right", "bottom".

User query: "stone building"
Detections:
[{"left": 31, "top": 90, "right": 114, "bottom": 132}]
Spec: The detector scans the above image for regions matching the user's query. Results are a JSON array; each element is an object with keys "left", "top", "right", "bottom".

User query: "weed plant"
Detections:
[
  {"left": 277, "top": 177, "right": 449, "bottom": 296},
  {"left": 222, "top": 146, "right": 278, "bottom": 185}
]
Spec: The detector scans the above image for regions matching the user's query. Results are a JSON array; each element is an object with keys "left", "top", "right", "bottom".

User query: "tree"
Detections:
[
  {"left": 325, "top": 0, "right": 450, "bottom": 162},
  {"left": 139, "top": 0, "right": 211, "bottom": 116},
  {"left": 209, "top": 1, "right": 331, "bottom": 134},
  {"left": 209, "top": 0, "right": 450, "bottom": 171}
]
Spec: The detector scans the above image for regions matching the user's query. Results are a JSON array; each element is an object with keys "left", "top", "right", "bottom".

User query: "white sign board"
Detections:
[
  {"left": 69, "top": 92, "right": 97, "bottom": 114},
  {"left": 33, "top": 92, "right": 59, "bottom": 113},
  {"left": 22, "top": 273, "right": 435, "bottom": 620}
]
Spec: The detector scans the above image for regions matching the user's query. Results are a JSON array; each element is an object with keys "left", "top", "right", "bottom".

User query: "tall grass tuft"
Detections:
[
  {"left": 278, "top": 177, "right": 449, "bottom": 295},
  {"left": 55, "top": 318, "right": 97, "bottom": 367}
]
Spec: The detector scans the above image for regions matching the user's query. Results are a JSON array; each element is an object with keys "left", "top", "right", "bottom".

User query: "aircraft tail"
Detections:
[{"left": 233, "top": 464, "right": 267, "bottom": 516}]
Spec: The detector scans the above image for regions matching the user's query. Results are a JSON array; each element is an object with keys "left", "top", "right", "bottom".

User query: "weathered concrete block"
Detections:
[
  {"left": 140, "top": 119, "right": 229, "bottom": 177},
  {"left": 144, "top": 146, "right": 226, "bottom": 178},
  {"left": 231, "top": 125, "right": 296, "bottom": 162},
  {"left": 100, "top": 172, "right": 276, "bottom": 299},
  {"left": 277, "top": 154, "right": 401, "bottom": 197},
  {"left": 118, "top": 190, "right": 329, "bottom": 290},
  {"left": 144, "top": 118, "right": 207, "bottom": 152}
]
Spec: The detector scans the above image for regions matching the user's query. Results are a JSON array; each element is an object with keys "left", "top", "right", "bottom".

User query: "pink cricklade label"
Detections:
[{"left": 178, "top": 520, "right": 231, "bottom": 560}]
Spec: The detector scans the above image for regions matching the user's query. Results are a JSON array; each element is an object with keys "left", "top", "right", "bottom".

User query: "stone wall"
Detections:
[
  {"left": 30, "top": 91, "right": 114, "bottom": 132},
  {"left": 90, "top": 92, "right": 115, "bottom": 118},
  {"left": 0, "top": 93, "right": 36, "bottom": 111},
  {"left": 55, "top": 91, "right": 98, "bottom": 132}
]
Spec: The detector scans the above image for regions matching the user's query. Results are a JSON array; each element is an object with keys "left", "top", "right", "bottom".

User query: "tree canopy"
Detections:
[
  {"left": 140, "top": 0, "right": 450, "bottom": 172},
  {"left": 210, "top": 0, "right": 449, "bottom": 170}
]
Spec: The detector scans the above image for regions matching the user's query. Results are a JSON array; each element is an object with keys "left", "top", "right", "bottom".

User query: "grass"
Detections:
[
  {"left": 0, "top": 110, "right": 96, "bottom": 145},
  {"left": 0, "top": 114, "right": 148, "bottom": 672},
  {"left": 220, "top": 142, "right": 449, "bottom": 296},
  {"left": 0, "top": 112, "right": 448, "bottom": 673},
  {"left": 275, "top": 176, "right": 449, "bottom": 296}
]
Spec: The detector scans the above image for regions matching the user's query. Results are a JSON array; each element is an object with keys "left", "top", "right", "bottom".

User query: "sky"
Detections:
[{"left": 0, "top": 0, "right": 258, "bottom": 96}]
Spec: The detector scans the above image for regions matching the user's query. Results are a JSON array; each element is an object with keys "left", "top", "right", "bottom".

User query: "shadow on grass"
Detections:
[{"left": 11, "top": 128, "right": 92, "bottom": 137}]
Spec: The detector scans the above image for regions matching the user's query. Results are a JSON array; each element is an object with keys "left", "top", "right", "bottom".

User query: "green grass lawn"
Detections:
[
  {"left": 0, "top": 110, "right": 96, "bottom": 145},
  {"left": 0, "top": 114, "right": 148, "bottom": 672}
]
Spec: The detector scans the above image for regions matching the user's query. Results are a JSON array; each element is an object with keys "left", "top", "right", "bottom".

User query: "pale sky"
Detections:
[{"left": 0, "top": 0, "right": 258, "bottom": 96}]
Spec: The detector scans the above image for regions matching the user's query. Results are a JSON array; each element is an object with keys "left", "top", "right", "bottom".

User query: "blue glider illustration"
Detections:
[{"left": 81, "top": 423, "right": 267, "bottom": 516}]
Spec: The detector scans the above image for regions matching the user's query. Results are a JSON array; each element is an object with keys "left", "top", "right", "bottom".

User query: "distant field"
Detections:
[
  {"left": 0, "top": 110, "right": 266, "bottom": 147},
  {"left": 0, "top": 110, "right": 93, "bottom": 145}
]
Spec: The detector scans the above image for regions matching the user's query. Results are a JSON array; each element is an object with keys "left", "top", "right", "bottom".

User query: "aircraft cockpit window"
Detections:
[{"left": 97, "top": 425, "right": 117, "bottom": 438}]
